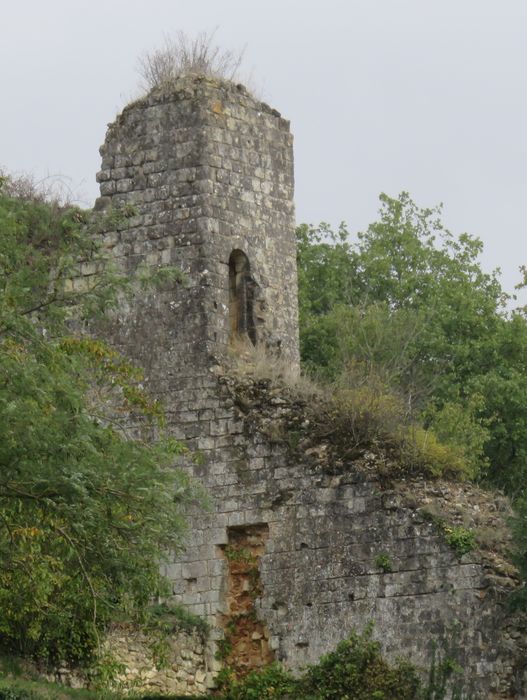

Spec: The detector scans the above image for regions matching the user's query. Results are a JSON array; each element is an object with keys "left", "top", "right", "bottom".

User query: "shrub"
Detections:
[
  {"left": 316, "top": 377, "right": 474, "bottom": 480},
  {"left": 330, "top": 375, "right": 408, "bottom": 448},
  {"left": 217, "top": 626, "right": 420, "bottom": 700},
  {"left": 424, "top": 398, "right": 490, "bottom": 481},
  {"left": 399, "top": 426, "right": 470, "bottom": 480},
  {"left": 145, "top": 603, "right": 209, "bottom": 639},
  {"left": 142, "top": 603, "right": 209, "bottom": 669},
  {"left": 442, "top": 526, "right": 476, "bottom": 558},
  {"left": 375, "top": 553, "right": 394, "bottom": 573},
  {"left": 0, "top": 690, "right": 36, "bottom": 700},
  {"left": 421, "top": 511, "right": 476, "bottom": 559},
  {"left": 295, "top": 627, "right": 420, "bottom": 700},
  {"left": 138, "top": 30, "right": 246, "bottom": 92},
  {"left": 216, "top": 663, "right": 296, "bottom": 700}
]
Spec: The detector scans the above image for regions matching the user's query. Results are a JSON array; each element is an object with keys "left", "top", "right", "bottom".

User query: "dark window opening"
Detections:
[{"left": 229, "top": 249, "right": 257, "bottom": 345}]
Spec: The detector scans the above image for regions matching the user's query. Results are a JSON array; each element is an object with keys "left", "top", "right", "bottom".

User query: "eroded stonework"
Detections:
[
  {"left": 102, "top": 626, "right": 208, "bottom": 695},
  {"left": 95, "top": 74, "right": 299, "bottom": 398},
  {"left": 92, "top": 76, "right": 527, "bottom": 698}
]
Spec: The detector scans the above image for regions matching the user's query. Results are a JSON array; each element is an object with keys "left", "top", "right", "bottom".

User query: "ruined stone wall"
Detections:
[
  {"left": 95, "top": 74, "right": 298, "bottom": 417},
  {"left": 102, "top": 626, "right": 208, "bottom": 696},
  {"left": 91, "top": 75, "right": 299, "bottom": 691},
  {"left": 91, "top": 79, "right": 527, "bottom": 698},
  {"left": 49, "top": 626, "right": 209, "bottom": 696},
  {"left": 170, "top": 371, "right": 527, "bottom": 698},
  {"left": 93, "top": 74, "right": 300, "bottom": 614}
]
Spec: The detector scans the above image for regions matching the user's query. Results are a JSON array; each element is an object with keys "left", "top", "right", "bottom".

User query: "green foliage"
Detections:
[
  {"left": 216, "top": 663, "right": 296, "bottom": 700},
  {"left": 0, "top": 689, "right": 37, "bottom": 700},
  {"left": 295, "top": 626, "right": 420, "bottom": 700},
  {"left": 422, "top": 633, "right": 466, "bottom": 700},
  {"left": 217, "top": 626, "right": 421, "bottom": 699},
  {"left": 468, "top": 317, "right": 527, "bottom": 496},
  {"left": 0, "top": 673, "right": 106, "bottom": 700},
  {"left": 320, "top": 381, "right": 473, "bottom": 480},
  {"left": 374, "top": 553, "right": 393, "bottom": 573},
  {"left": 215, "top": 638, "right": 233, "bottom": 662},
  {"left": 442, "top": 527, "right": 476, "bottom": 558},
  {"left": 87, "top": 651, "right": 126, "bottom": 691},
  {"left": 216, "top": 626, "right": 471, "bottom": 700},
  {"left": 421, "top": 512, "right": 476, "bottom": 558},
  {"left": 296, "top": 223, "right": 355, "bottom": 377},
  {"left": 145, "top": 603, "right": 209, "bottom": 640},
  {"left": 329, "top": 377, "right": 408, "bottom": 447},
  {"left": 140, "top": 696, "right": 210, "bottom": 699},
  {"left": 423, "top": 397, "right": 490, "bottom": 481},
  {"left": 297, "top": 192, "right": 527, "bottom": 492},
  {"left": 223, "top": 546, "right": 255, "bottom": 563},
  {"left": 142, "top": 603, "right": 209, "bottom": 668},
  {"left": 399, "top": 426, "right": 470, "bottom": 480},
  {"left": 0, "top": 176, "right": 195, "bottom": 666}
]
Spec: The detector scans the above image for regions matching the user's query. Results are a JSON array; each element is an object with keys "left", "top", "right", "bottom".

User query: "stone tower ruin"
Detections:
[
  {"left": 96, "top": 76, "right": 299, "bottom": 408},
  {"left": 93, "top": 77, "right": 527, "bottom": 697},
  {"left": 94, "top": 75, "right": 302, "bottom": 676}
]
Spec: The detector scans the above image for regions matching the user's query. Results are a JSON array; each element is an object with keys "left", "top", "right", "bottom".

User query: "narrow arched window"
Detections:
[{"left": 229, "top": 250, "right": 256, "bottom": 345}]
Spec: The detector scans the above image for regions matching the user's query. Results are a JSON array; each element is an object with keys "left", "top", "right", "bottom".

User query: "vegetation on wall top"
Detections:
[
  {"left": 137, "top": 30, "right": 247, "bottom": 94},
  {"left": 2, "top": 162, "right": 527, "bottom": 688},
  {"left": 297, "top": 192, "right": 527, "bottom": 496},
  {"left": 297, "top": 191, "right": 527, "bottom": 609}
]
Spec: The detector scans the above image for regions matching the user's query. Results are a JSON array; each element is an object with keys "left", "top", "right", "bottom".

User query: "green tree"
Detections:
[
  {"left": 296, "top": 222, "right": 356, "bottom": 376},
  {"left": 0, "top": 175, "right": 194, "bottom": 665},
  {"left": 297, "top": 192, "right": 527, "bottom": 491}
]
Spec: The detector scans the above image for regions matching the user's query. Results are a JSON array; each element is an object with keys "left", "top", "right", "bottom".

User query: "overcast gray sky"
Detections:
[{"left": 2, "top": 0, "right": 526, "bottom": 303}]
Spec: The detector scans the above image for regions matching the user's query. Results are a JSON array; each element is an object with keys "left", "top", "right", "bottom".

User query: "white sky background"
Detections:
[{"left": 1, "top": 0, "right": 526, "bottom": 304}]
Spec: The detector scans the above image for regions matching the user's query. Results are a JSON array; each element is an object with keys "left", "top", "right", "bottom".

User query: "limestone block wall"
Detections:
[
  {"left": 50, "top": 626, "right": 209, "bottom": 696},
  {"left": 161, "top": 373, "right": 527, "bottom": 699},
  {"left": 89, "top": 79, "right": 527, "bottom": 698},
  {"left": 88, "top": 76, "right": 300, "bottom": 691},
  {"left": 94, "top": 75, "right": 299, "bottom": 430},
  {"left": 102, "top": 626, "right": 209, "bottom": 696}
]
